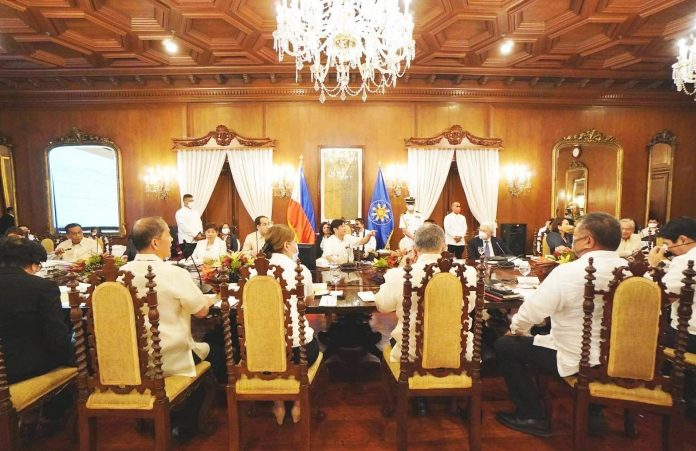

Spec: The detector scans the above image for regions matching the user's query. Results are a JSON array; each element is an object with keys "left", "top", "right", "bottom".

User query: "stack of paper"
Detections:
[
  {"left": 313, "top": 283, "right": 329, "bottom": 296},
  {"left": 358, "top": 291, "right": 375, "bottom": 303},
  {"left": 516, "top": 276, "right": 540, "bottom": 286},
  {"left": 319, "top": 295, "right": 338, "bottom": 307}
]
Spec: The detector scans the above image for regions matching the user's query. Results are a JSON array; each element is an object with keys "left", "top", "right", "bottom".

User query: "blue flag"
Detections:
[{"left": 366, "top": 168, "right": 394, "bottom": 249}]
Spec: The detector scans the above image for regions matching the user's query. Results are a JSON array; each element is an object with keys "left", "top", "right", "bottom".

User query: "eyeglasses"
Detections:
[{"left": 667, "top": 241, "right": 694, "bottom": 250}]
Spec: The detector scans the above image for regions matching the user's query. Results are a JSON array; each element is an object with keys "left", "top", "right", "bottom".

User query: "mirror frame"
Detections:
[
  {"left": 551, "top": 128, "right": 623, "bottom": 217},
  {"left": 319, "top": 145, "right": 364, "bottom": 222},
  {"left": 565, "top": 160, "right": 588, "bottom": 216},
  {"left": 645, "top": 129, "right": 676, "bottom": 226},
  {"left": 0, "top": 136, "right": 19, "bottom": 223},
  {"left": 45, "top": 128, "right": 126, "bottom": 236}
]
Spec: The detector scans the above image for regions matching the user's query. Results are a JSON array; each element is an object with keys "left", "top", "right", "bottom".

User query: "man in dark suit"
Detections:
[
  {"left": 467, "top": 221, "right": 511, "bottom": 260},
  {"left": 0, "top": 237, "right": 75, "bottom": 384},
  {"left": 0, "top": 206, "right": 16, "bottom": 236}
]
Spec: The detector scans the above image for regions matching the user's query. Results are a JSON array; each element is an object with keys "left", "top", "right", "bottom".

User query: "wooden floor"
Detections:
[{"left": 31, "top": 313, "right": 696, "bottom": 451}]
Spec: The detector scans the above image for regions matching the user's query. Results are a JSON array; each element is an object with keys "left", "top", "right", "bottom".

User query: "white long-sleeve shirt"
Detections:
[
  {"left": 510, "top": 250, "right": 626, "bottom": 377},
  {"left": 55, "top": 237, "right": 102, "bottom": 262},
  {"left": 443, "top": 212, "right": 468, "bottom": 246},
  {"left": 175, "top": 206, "right": 202, "bottom": 244},
  {"left": 662, "top": 246, "right": 696, "bottom": 335},
  {"left": 192, "top": 237, "right": 228, "bottom": 262},
  {"left": 320, "top": 234, "right": 360, "bottom": 263}
]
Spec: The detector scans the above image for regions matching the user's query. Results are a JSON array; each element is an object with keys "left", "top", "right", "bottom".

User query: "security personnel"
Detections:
[{"left": 398, "top": 197, "right": 423, "bottom": 252}]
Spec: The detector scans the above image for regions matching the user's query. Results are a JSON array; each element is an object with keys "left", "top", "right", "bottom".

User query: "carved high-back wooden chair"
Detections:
[
  {"left": 220, "top": 255, "right": 325, "bottom": 451},
  {"left": 571, "top": 255, "right": 694, "bottom": 450},
  {"left": 662, "top": 260, "right": 696, "bottom": 414},
  {"left": 0, "top": 339, "right": 77, "bottom": 450},
  {"left": 68, "top": 257, "right": 214, "bottom": 451},
  {"left": 381, "top": 252, "right": 485, "bottom": 451}
]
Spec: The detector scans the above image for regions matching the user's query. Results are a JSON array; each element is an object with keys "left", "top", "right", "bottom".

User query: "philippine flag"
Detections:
[{"left": 287, "top": 166, "right": 317, "bottom": 244}]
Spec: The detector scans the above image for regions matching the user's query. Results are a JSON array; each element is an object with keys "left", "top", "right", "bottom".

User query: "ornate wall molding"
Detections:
[
  {"left": 405, "top": 125, "right": 503, "bottom": 148},
  {"left": 646, "top": 129, "right": 678, "bottom": 150},
  {"left": 558, "top": 129, "right": 617, "bottom": 145},
  {"left": 47, "top": 127, "right": 118, "bottom": 148},
  {"left": 172, "top": 125, "right": 275, "bottom": 149}
]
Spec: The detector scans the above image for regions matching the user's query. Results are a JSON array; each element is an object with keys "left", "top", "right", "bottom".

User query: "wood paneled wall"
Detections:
[{"left": 2, "top": 101, "right": 696, "bottom": 250}]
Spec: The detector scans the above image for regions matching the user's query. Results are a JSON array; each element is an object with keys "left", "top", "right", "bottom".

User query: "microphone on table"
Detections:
[
  {"left": 497, "top": 254, "right": 525, "bottom": 268},
  {"left": 494, "top": 240, "right": 508, "bottom": 256}
]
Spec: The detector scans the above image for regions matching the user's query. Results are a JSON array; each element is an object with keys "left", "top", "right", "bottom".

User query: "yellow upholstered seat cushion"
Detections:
[
  {"left": 663, "top": 347, "right": 696, "bottom": 367},
  {"left": 383, "top": 344, "right": 472, "bottom": 390},
  {"left": 563, "top": 375, "right": 672, "bottom": 406},
  {"left": 235, "top": 352, "right": 323, "bottom": 395},
  {"left": 40, "top": 238, "right": 55, "bottom": 253},
  {"left": 9, "top": 366, "right": 77, "bottom": 412},
  {"left": 85, "top": 361, "right": 210, "bottom": 410}
]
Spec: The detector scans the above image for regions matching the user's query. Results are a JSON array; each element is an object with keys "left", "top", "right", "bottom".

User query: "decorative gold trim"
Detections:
[
  {"left": 551, "top": 129, "right": 623, "bottom": 217},
  {"left": 645, "top": 130, "right": 676, "bottom": 225},
  {"left": 172, "top": 124, "right": 275, "bottom": 149},
  {"left": 0, "top": 137, "right": 18, "bottom": 225},
  {"left": 404, "top": 125, "right": 503, "bottom": 149},
  {"left": 45, "top": 128, "right": 127, "bottom": 236}
]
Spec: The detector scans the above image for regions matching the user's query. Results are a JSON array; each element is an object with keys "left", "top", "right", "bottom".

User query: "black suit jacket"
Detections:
[
  {"left": 0, "top": 267, "right": 75, "bottom": 383},
  {"left": 466, "top": 236, "right": 511, "bottom": 260},
  {"left": 0, "top": 213, "right": 15, "bottom": 236}
]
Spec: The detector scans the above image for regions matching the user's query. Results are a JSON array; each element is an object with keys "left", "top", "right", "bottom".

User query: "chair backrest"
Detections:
[
  {"left": 578, "top": 254, "right": 695, "bottom": 397},
  {"left": 220, "top": 255, "right": 309, "bottom": 384},
  {"left": 399, "top": 252, "right": 485, "bottom": 381},
  {"left": 40, "top": 237, "right": 55, "bottom": 253},
  {"left": 541, "top": 232, "right": 551, "bottom": 256},
  {"left": 0, "top": 340, "right": 12, "bottom": 413},
  {"left": 68, "top": 257, "right": 166, "bottom": 402}
]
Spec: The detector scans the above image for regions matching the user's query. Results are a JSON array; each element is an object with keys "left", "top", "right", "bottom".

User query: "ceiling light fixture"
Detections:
[
  {"left": 273, "top": 0, "right": 416, "bottom": 103},
  {"left": 500, "top": 38, "right": 514, "bottom": 55},
  {"left": 673, "top": 34, "right": 696, "bottom": 99},
  {"left": 162, "top": 32, "right": 178, "bottom": 55}
]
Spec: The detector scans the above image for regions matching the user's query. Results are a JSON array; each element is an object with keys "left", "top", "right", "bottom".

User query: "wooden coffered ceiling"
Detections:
[{"left": 1, "top": 0, "right": 696, "bottom": 105}]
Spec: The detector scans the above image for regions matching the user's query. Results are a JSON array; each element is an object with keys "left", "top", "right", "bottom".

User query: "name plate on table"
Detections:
[{"left": 319, "top": 295, "right": 338, "bottom": 307}]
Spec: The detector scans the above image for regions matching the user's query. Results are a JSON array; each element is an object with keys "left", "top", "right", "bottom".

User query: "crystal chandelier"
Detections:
[
  {"left": 673, "top": 35, "right": 696, "bottom": 99},
  {"left": 273, "top": 0, "right": 415, "bottom": 103}
]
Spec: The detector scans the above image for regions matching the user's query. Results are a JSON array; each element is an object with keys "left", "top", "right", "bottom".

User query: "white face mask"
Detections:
[
  {"left": 221, "top": 228, "right": 230, "bottom": 235},
  {"left": 406, "top": 204, "right": 414, "bottom": 212},
  {"left": 478, "top": 231, "right": 489, "bottom": 240},
  {"left": 648, "top": 222, "right": 657, "bottom": 229},
  {"left": 187, "top": 201, "right": 195, "bottom": 209}
]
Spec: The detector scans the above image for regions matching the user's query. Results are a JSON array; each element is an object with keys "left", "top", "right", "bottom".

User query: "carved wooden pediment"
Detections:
[
  {"left": 405, "top": 125, "right": 503, "bottom": 149},
  {"left": 48, "top": 127, "right": 117, "bottom": 148},
  {"left": 172, "top": 125, "right": 274, "bottom": 149},
  {"left": 559, "top": 128, "right": 617, "bottom": 145}
]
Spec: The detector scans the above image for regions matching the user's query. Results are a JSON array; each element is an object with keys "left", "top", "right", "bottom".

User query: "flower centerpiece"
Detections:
[
  {"left": 69, "top": 254, "right": 126, "bottom": 276},
  {"left": 545, "top": 249, "right": 576, "bottom": 264},
  {"left": 201, "top": 251, "right": 252, "bottom": 287}
]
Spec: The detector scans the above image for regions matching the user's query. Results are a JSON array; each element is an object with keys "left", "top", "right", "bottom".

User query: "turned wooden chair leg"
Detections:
[
  {"left": 663, "top": 413, "right": 683, "bottom": 451},
  {"left": 301, "top": 391, "right": 311, "bottom": 451},
  {"left": 227, "top": 388, "right": 240, "bottom": 451},
  {"left": 396, "top": 384, "right": 408, "bottom": 451},
  {"left": 154, "top": 409, "right": 171, "bottom": 451},
  {"left": 78, "top": 410, "right": 97, "bottom": 451},
  {"left": 0, "top": 409, "right": 19, "bottom": 451},
  {"left": 573, "top": 391, "right": 589, "bottom": 451},
  {"left": 469, "top": 392, "right": 482, "bottom": 451},
  {"left": 197, "top": 373, "right": 216, "bottom": 435},
  {"left": 381, "top": 364, "right": 395, "bottom": 417}
]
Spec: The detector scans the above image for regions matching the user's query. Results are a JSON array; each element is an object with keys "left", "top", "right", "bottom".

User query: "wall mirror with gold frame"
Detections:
[
  {"left": 0, "top": 137, "right": 18, "bottom": 221},
  {"left": 645, "top": 130, "right": 676, "bottom": 225},
  {"left": 320, "top": 146, "right": 363, "bottom": 221},
  {"left": 552, "top": 129, "right": 623, "bottom": 219},
  {"left": 46, "top": 128, "right": 126, "bottom": 235}
]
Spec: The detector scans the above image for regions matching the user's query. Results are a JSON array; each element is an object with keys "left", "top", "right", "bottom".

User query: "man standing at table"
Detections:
[
  {"left": 175, "top": 194, "right": 203, "bottom": 245},
  {"left": 54, "top": 223, "right": 102, "bottom": 262},
  {"left": 494, "top": 212, "right": 624, "bottom": 437},
  {"left": 444, "top": 201, "right": 467, "bottom": 259},
  {"left": 398, "top": 197, "right": 423, "bottom": 252}
]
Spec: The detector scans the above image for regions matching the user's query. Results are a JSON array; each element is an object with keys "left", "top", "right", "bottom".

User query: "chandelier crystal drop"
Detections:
[
  {"left": 273, "top": 0, "right": 416, "bottom": 103},
  {"left": 673, "top": 35, "right": 696, "bottom": 99}
]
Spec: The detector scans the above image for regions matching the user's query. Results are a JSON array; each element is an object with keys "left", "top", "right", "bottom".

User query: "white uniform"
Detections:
[
  {"left": 55, "top": 237, "right": 102, "bottom": 262},
  {"left": 192, "top": 237, "right": 228, "bottom": 262},
  {"left": 443, "top": 212, "right": 468, "bottom": 246},
  {"left": 321, "top": 234, "right": 361, "bottom": 263},
  {"left": 398, "top": 212, "right": 423, "bottom": 251},
  {"left": 662, "top": 246, "right": 696, "bottom": 335},
  {"left": 175, "top": 206, "right": 202, "bottom": 244},
  {"left": 120, "top": 254, "right": 209, "bottom": 377}
]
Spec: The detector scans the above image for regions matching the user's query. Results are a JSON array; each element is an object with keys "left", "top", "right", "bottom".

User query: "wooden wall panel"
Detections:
[{"left": 1, "top": 100, "right": 695, "bottom": 252}]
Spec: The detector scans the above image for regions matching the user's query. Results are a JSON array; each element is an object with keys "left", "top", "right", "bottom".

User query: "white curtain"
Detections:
[
  {"left": 455, "top": 149, "right": 499, "bottom": 225},
  {"left": 177, "top": 149, "right": 227, "bottom": 214},
  {"left": 226, "top": 149, "right": 273, "bottom": 220},
  {"left": 407, "top": 148, "right": 454, "bottom": 219}
]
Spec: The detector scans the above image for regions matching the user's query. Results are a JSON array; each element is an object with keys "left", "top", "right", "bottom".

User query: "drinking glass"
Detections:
[
  {"left": 477, "top": 245, "right": 485, "bottom": 257},
  {"left": 329, "top": 265, "right": 341, "bottom": 292},
  {"left": 518, "top": 260, "right": 531, "bottom": 277}
]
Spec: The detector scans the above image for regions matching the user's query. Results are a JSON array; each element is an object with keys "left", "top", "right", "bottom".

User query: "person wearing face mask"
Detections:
[
  {"left": 0, "top": 237, "right": 75, "bottom": 384},
  {"left": 175, "top": 194, "right": 204, "bottom": 245},
  {"left": 466, "top": 221, "right": 511, "bottom": 260},
  {"left": 494, "top": 212, "right": 625, "bottom": 438},
  {"left": 398, "top": 197, "right": 423, "bottom": 252},
  {"left": 648, "top": 216, "right": 696, "bottom": 416},
  {"left": 219, "top": 223, "right": 239, "bottom": 252},
  {"left": 257, "top": 224, "right": 318, "bottom": 425},
  {"left": 192, "top": 223, "right": 228, "bottom": 261},
  {"left": 545, "top": 217, "right": 574, "bottom": 255}
]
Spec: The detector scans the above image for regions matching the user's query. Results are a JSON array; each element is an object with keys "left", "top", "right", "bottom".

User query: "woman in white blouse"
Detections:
[
  {"left": 257, "top": 224, "right": 318, "bottom": 425},
  {"left": 192, "top": 223, "right": 227, "bottom": 262}
]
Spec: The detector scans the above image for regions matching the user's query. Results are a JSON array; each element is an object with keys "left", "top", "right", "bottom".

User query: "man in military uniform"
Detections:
[{"left": 398, "top": 197, "right": 423, "bottom": 252}]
